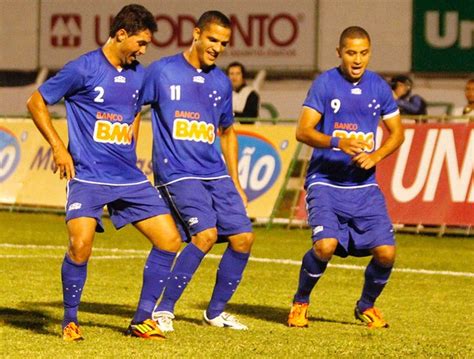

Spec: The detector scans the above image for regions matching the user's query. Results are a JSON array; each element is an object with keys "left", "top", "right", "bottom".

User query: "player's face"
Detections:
[
  {"left": 193, "top": 23, "right": 231, "bottom": 68},
  {"left": 465, "top": 81, "right": 474, "bottom": 103},
  {"left": 120, "top": 29, "right": 152, "bottom": 66},
  {"left": 337, "top": 37, "right": 371, "bottom": 82},
  {"left": 228, "top": 66, "right": 244, "bottom": 90}
]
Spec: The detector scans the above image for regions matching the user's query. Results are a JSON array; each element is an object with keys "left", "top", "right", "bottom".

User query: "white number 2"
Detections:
[
  {"left": 94, "top": 86, "right": 105, "bottom": 103},
  {"left": 170, "top": 85, "right": 181, "bottom": 101},
  {"left": 331, "top": 99, "right": 341, "bottom": 113}
]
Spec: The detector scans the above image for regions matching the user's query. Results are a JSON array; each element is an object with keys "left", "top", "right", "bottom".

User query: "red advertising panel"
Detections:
[
  {"left": 294, "top": 123, "right": 473, "bottom": 226},
  {"left": 378, "top": 123, "right": 473, "bottom": 226}
]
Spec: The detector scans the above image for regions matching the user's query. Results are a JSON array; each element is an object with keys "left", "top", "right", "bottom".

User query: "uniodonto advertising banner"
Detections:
[
  {"left": 0, "top": 119, "right": 298, "bottom": 218},
  {"left": 39, "top": 0, "right": 316, "bottom": 70},
  {"left": 295, "top": 122, "right": 474, "bottom": 227}
]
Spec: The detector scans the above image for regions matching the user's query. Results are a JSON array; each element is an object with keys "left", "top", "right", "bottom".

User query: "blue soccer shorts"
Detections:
[
  {"left": 306, "top": 183, "right": 395, "bottom": 257},
  {"left": 161, "top": 177, "right": 252, "bottom": 240},
  {"left": 65, "top": 180, "right": 170, "bottom": 232}
]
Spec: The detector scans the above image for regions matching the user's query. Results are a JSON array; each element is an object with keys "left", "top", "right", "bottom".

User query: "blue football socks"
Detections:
[
  {"left": 133, "top": 247, "right": 177, "bottom": 323},
  {"left": 206, "top": 246, "right": 250, "bottom": 320},
  {"left": 61, "top": 254, "right": 87, "bottom": 329},
  {"left": 155, "top": 243, "right": 205, "bottom": 314},
  {"left": 293, "top": 249, "right": 328, "bottom": 303},
  {"left": 357, "top": 258, "right": 393, "bottom": 311}
]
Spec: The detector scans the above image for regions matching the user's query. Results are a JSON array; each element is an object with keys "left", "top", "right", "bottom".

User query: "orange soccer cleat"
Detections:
[
  {"left": 287, "top": 302, "right": 309, "bottom": 328},
  {"left": 62, "top": 322, "right": 84, "bottom": 342},
  {"left": 125, "top": 318, "right": 166, "bottom": 339},
  {"left": 354, "top": 306, "right": 389, "bottom": 328}
]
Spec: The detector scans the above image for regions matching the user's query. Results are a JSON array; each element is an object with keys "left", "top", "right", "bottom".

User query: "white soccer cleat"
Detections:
[
  {"left": 152, "top": 310, "right": 175, "bottom": 333},
  {"left": 203, "top": 311, "right": 248, "bottom": 330}
]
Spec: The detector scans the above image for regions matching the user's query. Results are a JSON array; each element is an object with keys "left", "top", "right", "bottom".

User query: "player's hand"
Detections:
[
  {"left": 52, "top": 144, "right": 75, "bottom": 180},
  {"left": 352, "top": 152, "right": 381, "bottom": 170},
  {"left": 235, "top": 184, "right": 248, "bottom": 208},
  {"left": 338, "top": 138, "right": 368, "bottom": 156}
]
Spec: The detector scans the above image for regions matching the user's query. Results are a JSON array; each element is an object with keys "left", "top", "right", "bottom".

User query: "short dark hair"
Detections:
[
  {"left": 339, "top": 26, "right": 371, "bottom": 49},
  {"left": 196, "top": 10, "right": 231, "bottom": 31},
  {"left": 391, "top": 75, "right": 413, "bottom": 90},
  {"left": 109, "top": 4, "right": 157, "bottom": 37},
  {"left": 226, "top": 61, "right": 246, "bottom": 78}
]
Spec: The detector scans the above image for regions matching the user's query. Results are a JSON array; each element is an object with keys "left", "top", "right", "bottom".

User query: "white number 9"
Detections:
[{"left": 331, "top": 99, "right": 341, "bottom": 113}]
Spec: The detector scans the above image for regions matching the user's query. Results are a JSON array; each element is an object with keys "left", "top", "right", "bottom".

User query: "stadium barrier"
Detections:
[
  {"left": 0, "top": 118, "right": 298, "bottom": 220},
  {"left": 288, "top": 118, "right": 473, "bottom": 236},
  {"left": 1, "top": 116, "right": 472, "bottom": 235}
]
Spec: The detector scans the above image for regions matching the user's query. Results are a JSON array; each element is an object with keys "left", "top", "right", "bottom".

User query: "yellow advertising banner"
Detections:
[{"left": 0, "top": 118, "right": 297, "bottom": 218}]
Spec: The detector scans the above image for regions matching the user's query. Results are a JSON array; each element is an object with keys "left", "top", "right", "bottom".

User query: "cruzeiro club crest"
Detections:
[{"left": 0, "top": 127, "right": 21, "bottom": 182}]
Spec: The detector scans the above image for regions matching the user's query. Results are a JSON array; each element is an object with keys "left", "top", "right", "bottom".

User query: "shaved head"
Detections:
[{"left": 339, "top": 26, "right": 371, "bottom": 49}]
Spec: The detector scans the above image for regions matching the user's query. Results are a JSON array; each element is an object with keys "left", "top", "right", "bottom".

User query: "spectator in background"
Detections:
[
  {"left": 227, "top": 61, "right": 259, "bottom": 123},
  {"left": 391, "top": 75, "right": 427, "bottom": 115},
  {"left": 462, "top": 79, "right": 474, "bottom": 116}
]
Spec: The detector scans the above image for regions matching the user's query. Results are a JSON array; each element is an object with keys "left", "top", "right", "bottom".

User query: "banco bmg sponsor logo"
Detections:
[{"left": 0, "top": 127, "right": 21, "bottom": 182}]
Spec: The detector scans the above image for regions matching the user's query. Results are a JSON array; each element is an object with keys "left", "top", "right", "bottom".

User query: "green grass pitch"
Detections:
[{"left": 0, "top": 211, "right": 473, "bottom": 357}]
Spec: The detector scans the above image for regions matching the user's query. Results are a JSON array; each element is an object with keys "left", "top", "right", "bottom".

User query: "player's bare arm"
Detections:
[
  {"left": 220, "top": 124, "right": 248, "bottom": 207},
  {"left": 296, "top": 106, "right": 367, "bottom": 155},
  {"left": 353, "top": 114, "right": 404, "bottom": 170},
  {"left": 27, "top": 90, "right": 75, "bottom": 179},
  {"left": 132, "top": 113, "right": 142, "bottom": 145}
]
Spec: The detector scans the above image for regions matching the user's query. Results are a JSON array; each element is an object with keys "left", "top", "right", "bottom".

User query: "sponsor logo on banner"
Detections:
[
  {"left": 377, "top": 124, "right": 473, "bottom": 226},
  {"left": 412, "top": 0, "right": 473, "bottom": 72},
  {"left": 51, "top": 14, "right": 81, "bottom": 47},
  {"left": 215, "top": 131, "right": 282, "bottom": 202},
  {"left": 94, "top": 13, "right": 303, "bottom": 49},
  {"left": 0, "top": 127, "right": 21, "bottom": 182},
  {"left": 39, "top": 1, "right": 315, "bottom": 70}
]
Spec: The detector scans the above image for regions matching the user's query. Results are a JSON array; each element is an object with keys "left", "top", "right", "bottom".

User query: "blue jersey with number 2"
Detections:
[{"left": 39, "top": 48, "right": 147, "bottom": 185}]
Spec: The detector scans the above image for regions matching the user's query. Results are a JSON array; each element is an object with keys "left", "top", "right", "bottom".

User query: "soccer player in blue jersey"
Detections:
[
  {"left": 140, "top": 11, "right": 254, "bottom": 331},
  {"left": 27, "top": 4, "right": 182, "bottom": 341},
  {"left": 287, "top": 26, "right": 404, "bottom": 329}
]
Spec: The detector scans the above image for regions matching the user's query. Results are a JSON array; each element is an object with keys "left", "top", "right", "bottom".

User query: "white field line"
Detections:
[{"left": 1, "top": 243, "right": 473, "bottom": 278}]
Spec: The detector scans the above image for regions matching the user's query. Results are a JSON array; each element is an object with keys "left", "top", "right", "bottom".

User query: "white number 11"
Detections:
[{"left": 170, "top": 85, "right": 181, "bottom": 101}]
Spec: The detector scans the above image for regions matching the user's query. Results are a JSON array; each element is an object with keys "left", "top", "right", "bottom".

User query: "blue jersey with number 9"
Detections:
[{"left": 303, "top": 67, "right": 399, "bottom": 187}]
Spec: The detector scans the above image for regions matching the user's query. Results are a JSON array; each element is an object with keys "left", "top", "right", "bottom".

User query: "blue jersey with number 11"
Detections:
[
  {"left": 303, "top": 67, "right": 399, "bottom": 188},
  {"left": 140, "top": 53, "right": 234, "bottom": 185},
  {"left": 39, "top": 48, "right": 147, "bottom": 185}
]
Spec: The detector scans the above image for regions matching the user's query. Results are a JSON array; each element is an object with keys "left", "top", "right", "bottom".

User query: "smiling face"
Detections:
[
  {"left": 337, "top": 36, "right": 371, "bottom": 82},
  {"left": 118, "top": 28, "right": 152, "bottom": 66},
  {"left": 192, "top": 23, "right": 231, "bottom": 69}
]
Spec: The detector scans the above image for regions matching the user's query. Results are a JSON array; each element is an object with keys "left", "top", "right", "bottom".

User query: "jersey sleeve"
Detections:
[
  {"left": 379, "top": 79, "right": 400, "bottom": 120},
  {"left": 139, "top": 61, "right": 162, "bottom": 107},
  {"left": 219, "top": 79, "right": 234, "bottom": 129},
  {"left": 302, "top": 75, "right": 326, "bottom": 114},
  {"left": 38, "top": 59, "right": 85, "bottom": 105}
]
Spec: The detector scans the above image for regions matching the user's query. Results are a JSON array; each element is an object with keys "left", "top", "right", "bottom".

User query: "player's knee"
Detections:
[
  {"left": 229, "top": 232, "right": 254, "bottom": 253},
  {"left": 373, "top": 245, "right": 396, "bottom": 267},
  {"left": 167, "top": 231, "right": 182, "bottom": 252},
  {"left": 68, "top": 239, "right": 92, "bottom": 263},
  {"left": 314, "top": 238, "right": 337, "bottom": 261},
  {"left": 193, "top": 228, "right": 218, "bottom": 253}
]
